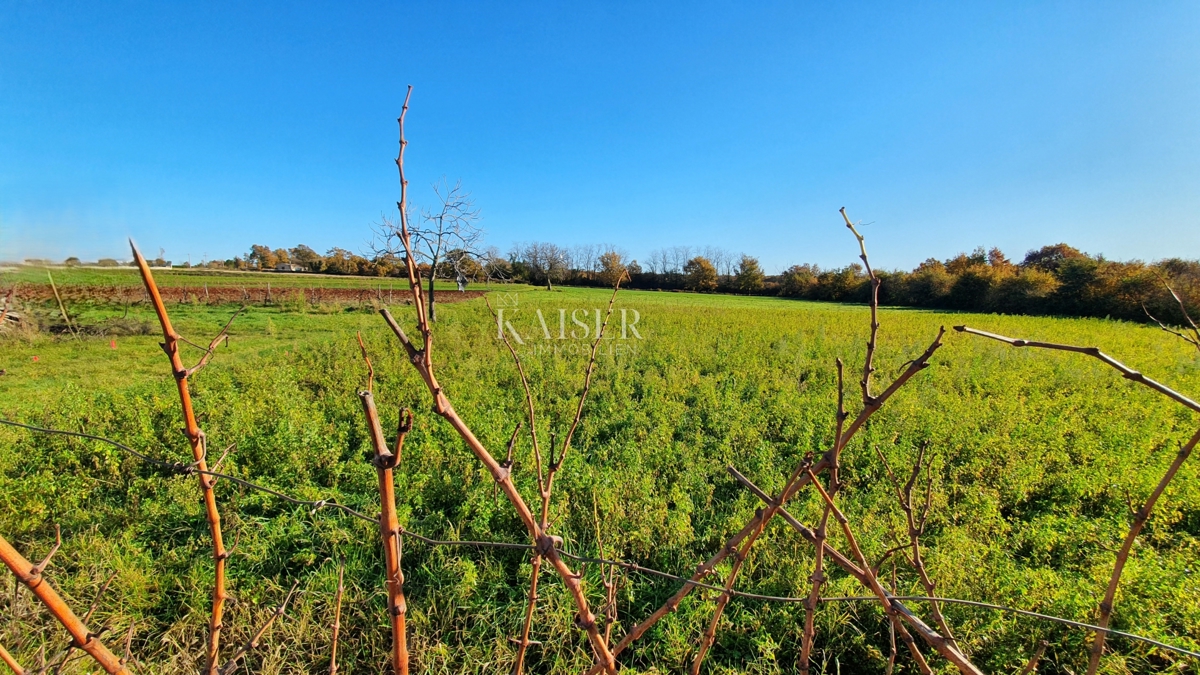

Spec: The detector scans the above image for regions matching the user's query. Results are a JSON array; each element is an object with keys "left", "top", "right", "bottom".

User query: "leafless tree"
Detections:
[
  {"left": 514, "top": 241, "right": 571, "bottom": 290},
  {"left": 374, "top": 178, "right": 483, "bottom": 321}
]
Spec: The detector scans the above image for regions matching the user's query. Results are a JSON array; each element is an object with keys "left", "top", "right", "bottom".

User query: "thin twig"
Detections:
[
  {"left": 355, "top": 331, "right": 375, "bottom": 394},
  {"left": 876, "top": 442, "right": 957, "bottom": 645},
  {"left": 52, "top": 570, "right": 118, "bottom": 675},
  {"left": 0, "top": 643, "right": 25, "bottom": 675},
  {"left": 0, "top": 535, "right": 130, "bottom": 674},
  {"left": 329, "top": 561, "right": 344, "bottom": 675},
  {"left": 184, "top": 307, "right": 245, "bottom": 377},
  {"left": 45, "top": 271, "right": 78, "bottom": 341},
  {"left": 807, "top": 469, "right": 935, "bottom": 675},
  {"left": 953, "top": 326, "right": 1200, "bottom": 413},
  {"left": 1143, "top": 276, "right": 1200, "bottom": 353},
  {"left": 216, "top": 579, "right": 301, "bottom": 675},
  {"left": 1019, "top": 640, "right": 1049, "bottom": 675},
  {"left": 841, "top": 208, "right": 879, "bottom": 405}
]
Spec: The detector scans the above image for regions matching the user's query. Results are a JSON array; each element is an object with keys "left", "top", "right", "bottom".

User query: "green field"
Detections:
[
  {"left": 1, "top": 286, "right": 1198, "bottom": 674},
  {"left": 1, "top": 264, "right": 479, "bottom": 289}
]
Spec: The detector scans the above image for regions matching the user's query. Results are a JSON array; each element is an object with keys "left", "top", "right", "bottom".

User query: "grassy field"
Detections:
[
  {"left": 1, "top": 264, "right": 478, "bottom": 289},
  {"left": 1, "top": 285, "right": 1198, "bottom": 674}
]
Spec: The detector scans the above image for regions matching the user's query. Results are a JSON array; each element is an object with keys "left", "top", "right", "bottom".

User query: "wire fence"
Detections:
[{"left": 2, "top": 416, "right": 1197, "bottom": 662}]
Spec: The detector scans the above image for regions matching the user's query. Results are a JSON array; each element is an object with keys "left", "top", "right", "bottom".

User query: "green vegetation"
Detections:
[{"left": 1, "top": 287, "right": 1198, "bottom": 674}]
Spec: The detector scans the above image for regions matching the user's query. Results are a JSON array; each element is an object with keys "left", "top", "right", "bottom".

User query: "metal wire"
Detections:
[{"left": 3, "top": 417, "right": 1198, "bottom": 661}]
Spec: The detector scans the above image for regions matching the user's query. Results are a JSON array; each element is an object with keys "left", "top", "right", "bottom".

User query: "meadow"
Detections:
[{"left": 0, "top": 280, "right": 1198, "bottom": 674}]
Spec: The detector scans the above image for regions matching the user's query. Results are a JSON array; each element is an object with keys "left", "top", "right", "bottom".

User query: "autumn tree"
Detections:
[
  {"left": 735, "top": 255, "right": 765, "bottom": 293},
  {"left": 598, "top": 250, "right": 627, "bottom": 286},
  {"left": 684, "top": 256, "right": 718, "bottom": 292}
]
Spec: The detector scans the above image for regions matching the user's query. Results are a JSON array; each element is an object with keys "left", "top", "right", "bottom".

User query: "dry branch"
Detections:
[
  {"left": 358, "top": 391, "right": 410, "bottom": 675},
  {"left": 587, "top": 327, "right": 948, "bottom": 675},
  {"left": 329, "top": 561, "right": 344, "bottom": 675},
  {"left": 381, "top": 86, "right": 617, "bottom": 673},
  {"left": 131, "top": 241, "right": 231, "bottom": 674},
  {"left": 841, "top": 208, "right": 880, "bottom": 405},
  {"left": 876, "top": 443, "right": 957, "bottom": 645},
  {"left": 216, "top": 579, "right": 300, "bottom": 675},
  {"left": 1085, "top": 426, "right": 1200, "bottom": 673},
  {"left": 0, "top": 534, "right": 131, "bottom": 674},
  {"left": 51, "top": 570, "right": 118, "bottom": 675},
  {"left": 954, "top": 325, "right": 1200, "bottom": 674},
  {"left": 807, "top": 470, "right": 934, "bottom": 675},
  {"left": 1142, "top": 278, "right": 1200, "bottom": 353},
  {"left": 728, "top": 467, "right": 982, "bottom": 674},
  {"left": 0, "top": 643, "right": 25, "bottom": 675},
  {"left": 45, "top": 271, "right": 78, "bottom": 341},
  {"left": 953, "top": 326, "right": 1200, "bottom": 414},
  {"left": 1019, "top": 640, "right": 1049, "bottom": 675}
]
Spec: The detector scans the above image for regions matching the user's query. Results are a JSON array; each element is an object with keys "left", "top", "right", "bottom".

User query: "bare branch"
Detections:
[
  {"left": 841, "top": 208, "right": 880, "bottom": 404},
  {"left": 806, "top": 470, "right": 934, "bottom": 675},
  {"left": 216, "top": 579, "right": 300, "bottom": 675},
  {"left": 953, "top": 325, "right": 1200, "bottom": 413},
  {"left": 358, "top": 391, "right": 408, "bottom": 674},
  {"left": 329, "top": 561, "right": 344, "bottom": 675},
  {"left": 382, "top": 89, "right": 617, "bottom": 673},
  {"left": 1087, "top": 426, "right": 1200, "bottom": 674},
  {"left": 45, "top": 270, "right": 79, "bottom": 341},
  {"left": 1019, "top": 640, "right": 1049, "bottom": 675},
  {"left": 0, "top": 534, "right": 131, "bottom": 674},
  {"left": 184, "top": 306, "right": 245, "bottom": 377},
  {"left": 0, "top": 643, "right": 26, "bottom": 675},
  {"left": 131, "top": 241, "right": 229, "bottom": 674}
]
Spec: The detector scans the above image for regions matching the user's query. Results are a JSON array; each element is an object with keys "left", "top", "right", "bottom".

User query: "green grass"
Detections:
[{"left": 1, "top": 287, "right": 1198, "bottom": 674}]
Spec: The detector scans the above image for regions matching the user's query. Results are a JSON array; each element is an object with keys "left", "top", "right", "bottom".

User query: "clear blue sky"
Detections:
[{"left": 2, "top": 1, "right": 1198, "bottom": 272}]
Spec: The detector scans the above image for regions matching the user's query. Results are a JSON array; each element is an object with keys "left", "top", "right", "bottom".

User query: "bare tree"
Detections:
[
  {"left": 515, "top": 241, "right": 571, "bottom": 290},
  {"left": 375, "top": 178, "right": 483, "bottom": 321}
]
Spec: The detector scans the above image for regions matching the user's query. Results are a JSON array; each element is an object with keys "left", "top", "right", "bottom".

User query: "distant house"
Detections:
[{"left": 275, "top": 263, "right": 307, "bottom": 272}]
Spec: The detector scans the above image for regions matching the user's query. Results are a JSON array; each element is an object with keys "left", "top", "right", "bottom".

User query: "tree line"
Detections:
[{"left": 34, "top": 241, "right": 1200, "bottom": 327}]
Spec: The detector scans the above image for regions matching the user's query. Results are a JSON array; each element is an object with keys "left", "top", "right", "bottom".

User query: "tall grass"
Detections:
[{"left": 1, "top": 288, "right": 1197, "bottom": 673}]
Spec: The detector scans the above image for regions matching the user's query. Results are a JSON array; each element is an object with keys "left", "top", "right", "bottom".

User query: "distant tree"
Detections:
[
  {"left": 780, "top": 264, "right": 819, "bottom": 297},
  {"left": 626, "top": 260, "right": 643, "bottom": 276},
  {"left": 684, "top": 256, "right": 718, "bottom": 292},
  {"left": 514, "top": 242, "right": 571, "bottom": 290},
  {"left": 735, "top": 255, "right": 765, "bottom": 293},
  {"left": 987, "top": 247, "right": 1013, "bottom": 269},
  {"left": 945, "top": 247, "right": 988, "bottom": 275},
  {"left": 64, "top": 257, "right": 81, "bottom": 267},
  {"left": 598, "top": 250, "right": 627, "bottom": 287},
  {"left": 323, "top": 247, "right": 361, "bottom": 275},
  {"left": 97, "top": 258, "right": 119, "bottom": 267},
  {"left": 472, "top": 246, "right": 506, "bottom": 286},
  {"left": 1022, "top": 243, "right": 1086, "bottom": 273},
  {"left": 374, "top": 179, "right": 484, "bottom": 321},
  {"left": 289, "top": 245, "right": 323, "bottom": 270},
  {"left": 247, "top": 245, "right": 278, "bottom": 270}
]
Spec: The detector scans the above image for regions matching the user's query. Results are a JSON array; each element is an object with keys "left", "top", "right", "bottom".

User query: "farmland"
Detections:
[{"left": 1, "top": 279, "right": 1198, "bottom": 674}]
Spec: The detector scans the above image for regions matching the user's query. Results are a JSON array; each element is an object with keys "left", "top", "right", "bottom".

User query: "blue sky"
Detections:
[{"left": 2, "top": 1, "right": 1197, "bottom": 272}]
